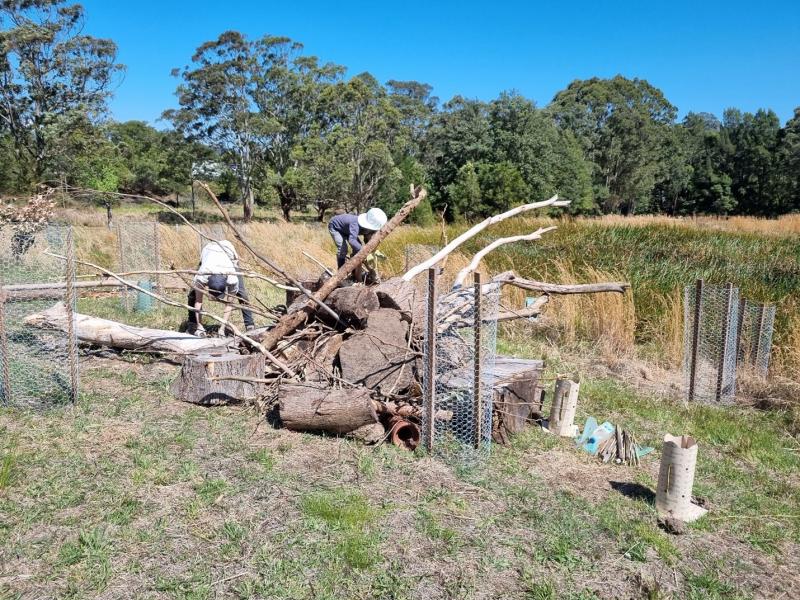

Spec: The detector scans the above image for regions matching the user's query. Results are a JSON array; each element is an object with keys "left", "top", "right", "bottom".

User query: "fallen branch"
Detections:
[
  {"left": 257, "top": 185, "right": 427, "bottom": 350},
  {"left": 24, "top": 303, "right": 233, "bottom": 354},
  {"left": 402, "top": 195, "right": 569, "bottom": 281},
  {"left": 493, "top": 272, "right": 630, "bottom": 295},
  {"left": 452, "top": 226, "right": 557, "bottom": 288}
]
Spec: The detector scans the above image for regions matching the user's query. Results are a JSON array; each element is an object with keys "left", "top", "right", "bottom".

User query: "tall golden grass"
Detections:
[
  {"left": 595, "top": 213, "right": 800, "bottom": 236},
  {"left": 68, "top": 213, "right": 800, "bottom": 380}
]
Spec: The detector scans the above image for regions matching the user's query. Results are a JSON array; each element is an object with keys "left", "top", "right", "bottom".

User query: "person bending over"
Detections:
[
  {"left": 327, "top": 207, "right": 387, "bottom": 271},
  {"left": 188, "top": 239, "right": 255, "bottom": 337}
]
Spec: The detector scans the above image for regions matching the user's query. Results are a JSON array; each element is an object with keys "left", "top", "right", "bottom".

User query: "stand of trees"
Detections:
[{"left": 1, "top": 1, "right": 799, "bottom": 221}]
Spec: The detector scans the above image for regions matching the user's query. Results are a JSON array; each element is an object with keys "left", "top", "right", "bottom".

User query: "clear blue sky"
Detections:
[{"left": 79, "top": 0, "right": 800, "bottom": 125}]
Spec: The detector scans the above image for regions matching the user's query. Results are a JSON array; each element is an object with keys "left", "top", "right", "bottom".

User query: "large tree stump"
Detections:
[
  {"left": 278, "top": 384, "right": 379, "bottom": 435},
  {"left": 170, "top": 352, "right": 266, "bottom": 405}
]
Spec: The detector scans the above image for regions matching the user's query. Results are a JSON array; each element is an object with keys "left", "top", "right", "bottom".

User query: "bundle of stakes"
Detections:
[
  {"left": 22, "top": 183, "right": 630, "bottom": 449},
  {"left": 597, "top": 426, "right": 642, "bottom": 466}
]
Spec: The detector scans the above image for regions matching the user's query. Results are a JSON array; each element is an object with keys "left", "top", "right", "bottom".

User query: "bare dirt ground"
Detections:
[{"left": 1, "top": 353, "right": 798, "bottom": 599}]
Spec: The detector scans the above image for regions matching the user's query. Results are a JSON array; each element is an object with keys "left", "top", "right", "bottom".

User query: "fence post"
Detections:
[
  {"left": 735, "top": 297, "right": 746, "bottom": 362},
  {"left": 65, "top": 228, "right": 79, "bottom": 403},
  {"left": 153, "top": 221, "right": 162, "bottom": 293},
  {"left": 753, "top": 303, "right": 767, "bottom": 368},
  {"left": 688, "top": 279, "right": 704, "bottom": 401},
  {"left": 424, "top": 267, "right": 438, "bottom": 453},
  {"left": 473, "top": 272, "right": 483, "bottom": 449},
  {"left": 715, "top": 282, "right": 735, "bottom": 402},
  {"left": 0, "top": 291, "right": 11, "bottom": 404}
]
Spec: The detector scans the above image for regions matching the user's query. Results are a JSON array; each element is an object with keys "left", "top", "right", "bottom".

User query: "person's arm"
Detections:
[
  {"left": 348, "top": 220, "right": 363, "bottom": 254},
  {"left": 193, "top": 288, "right": 204, "bottom": 325}
]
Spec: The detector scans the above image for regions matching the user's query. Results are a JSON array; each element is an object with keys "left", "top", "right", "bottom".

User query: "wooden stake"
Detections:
[{"left": 425, "top": 267, "right": 438, "bottom": 452}]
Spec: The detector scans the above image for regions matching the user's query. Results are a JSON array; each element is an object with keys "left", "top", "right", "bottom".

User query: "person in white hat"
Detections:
[{"left": 327, "top": 207, "right": 387, "bottom": 269}]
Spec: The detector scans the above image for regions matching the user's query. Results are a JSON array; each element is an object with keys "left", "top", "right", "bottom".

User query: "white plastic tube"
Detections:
[{"left": 656, "top": 434, "right": 707, "bottom": 522}]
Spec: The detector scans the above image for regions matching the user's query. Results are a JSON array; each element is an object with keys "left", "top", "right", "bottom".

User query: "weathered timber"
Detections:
[
  {"left": 170, "top": 352, "right": 267, "bottom": 405},
  {"left": 490, "top": 358, "right": 545, "bottom": 444},
  {"left": 24, "top": 302, "right": 234, "bottom": 354},
  {"left": 278, "top": 384, "right": 379, "bottom": 435},
  {"left": 338, "top": 308, "right": 415, "bottom": 393}
]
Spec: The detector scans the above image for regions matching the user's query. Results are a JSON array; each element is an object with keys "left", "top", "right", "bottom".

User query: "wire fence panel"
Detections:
[
  {"left": 117, "top": 221, "right": 160, "bottom": 312},
  {"left": 737, "top": 300, "right": 776, "bottom": 378},
  {"left": 683, "top": 281, "right": 739, "bottom": 404},
  {"left": 196, "top": 223, "right": 227, "bottom": 254},
  {"left": 404, "top": 244, "right": 439, "bottom": 274},
  {"left": 422, "top": 271, "right": 500, "bottom": 464},
  {"left": 0, "top": 225, "right": 78, "bottom": 408}
]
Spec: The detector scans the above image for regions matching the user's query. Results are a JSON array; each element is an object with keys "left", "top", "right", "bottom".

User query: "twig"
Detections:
[{"left": 302, "top": 251, "right": 334, "bottom": 276}]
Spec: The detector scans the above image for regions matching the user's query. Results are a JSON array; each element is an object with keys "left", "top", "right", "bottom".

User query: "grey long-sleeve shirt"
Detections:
[{"left": 328, "top": 213, "right": 363, "bottom": 253}]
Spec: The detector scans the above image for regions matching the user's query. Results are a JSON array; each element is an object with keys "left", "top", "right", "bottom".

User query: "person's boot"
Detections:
[{"left": 194, "top": 324, "right": 207, "bottom": 338}]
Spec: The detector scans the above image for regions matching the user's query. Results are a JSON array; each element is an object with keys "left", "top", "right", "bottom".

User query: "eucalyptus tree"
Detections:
[
  {"left": 550, "top": 76, "right": 676, "bottom": 214},
  {"left": 166, "top": 31, "right": 343, "bottom": 220},
  {"left": 0, "top": 0, "right": 122, "bottom": 187}
]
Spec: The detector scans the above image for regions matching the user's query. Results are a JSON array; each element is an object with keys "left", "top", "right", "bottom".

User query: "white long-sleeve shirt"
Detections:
[{"left": 194, "top": 240, "right": 240, "bottom": 288}]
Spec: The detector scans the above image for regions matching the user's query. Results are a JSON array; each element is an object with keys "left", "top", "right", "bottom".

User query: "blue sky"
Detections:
[{"left": 79, "top": 0, "right": 800, "bottom": 125}]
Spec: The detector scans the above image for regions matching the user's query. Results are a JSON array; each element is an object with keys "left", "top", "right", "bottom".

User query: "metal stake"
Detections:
[
  {"left": 473, "top": 272, "right": 482, "bottom": 449},
  {"left": 65, "top": 228, "right": 79, "bottom": 403},
  {"left": 716, "top": 282, "right": 735, "bottom": 402},
  {"left": 688, "top": 279, "right": 704, "bottom": 402},
  {"left": 425, "top": 267, "right": 438, "bottom": 452},
  {"left": 0, "top": 291, "right": 11, "bottom": 404}
]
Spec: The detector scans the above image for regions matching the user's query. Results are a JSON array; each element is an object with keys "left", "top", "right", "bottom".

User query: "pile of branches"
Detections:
[{"left": 23, "top": 184, "right": 629, "bottom": 448}]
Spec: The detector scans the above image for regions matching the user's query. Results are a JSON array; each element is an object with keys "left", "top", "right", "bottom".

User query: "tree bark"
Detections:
[
  {"left": 278, "top": 384, "right": 379, "bottom": 435},
  {"left": 170, "top": 352, "right": 266, "bottom": 405},
  {"left": 322, "top": 286, "right": 380, "bottom": 328}
]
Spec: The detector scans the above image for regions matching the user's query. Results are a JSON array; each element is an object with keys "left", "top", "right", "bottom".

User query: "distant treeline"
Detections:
[{"left": 1, "top": 1, "right": 798, "bottom": 222}]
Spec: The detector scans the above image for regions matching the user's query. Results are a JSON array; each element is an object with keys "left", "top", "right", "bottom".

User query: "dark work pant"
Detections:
[{"left": 187, "top": 275, "right": 255, "bottom": 329}]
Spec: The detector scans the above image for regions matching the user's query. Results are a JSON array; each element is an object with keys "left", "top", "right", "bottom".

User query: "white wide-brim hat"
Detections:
[{"left": 358, "top": 207, "right": 388, "bottom": 231}]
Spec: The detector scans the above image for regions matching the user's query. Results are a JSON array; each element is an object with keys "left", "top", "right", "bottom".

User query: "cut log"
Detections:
[
  {"left": 170, "top": 352, "right": 267, "bottom": 405},
  {"left": 24, "top": 302, "right": 233, "bottom": 354},
  {"left": 338, "top": 308, "right": 414, "bottom": 393},
  {"left": 323, "top": 286, "right": 380, "bottom": 328},
  {"left": 278, "top": 384, "right": 379, "bottom": 435}
]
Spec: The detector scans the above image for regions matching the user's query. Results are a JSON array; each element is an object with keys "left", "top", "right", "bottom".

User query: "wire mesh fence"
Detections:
[
  {"left": 683, "top": 281, "right": 739, "bottom": 404},
  {"left": 737, "top": 300, "right": 776, "bottom": 378},
  {"left": 422, "top": 270, "right": 500, "bottom": 464},
  {"left": 404, "top": 244, "right": 439, "bottom": 274},
  {"left": 116, "top": 221, "right": 161, "bottom": 312},
  {"left": 0, "top": 225, "right": 78, "bottom": 408}
]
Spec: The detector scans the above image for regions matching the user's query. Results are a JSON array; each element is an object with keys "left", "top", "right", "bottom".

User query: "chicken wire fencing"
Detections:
[
  {"left": 0, "top": 225, "right": 79, "bottom": 408},
  {"left": 422, "top": 269, "right": 500, "bottom": 464},
  {"left": 404, "top": 244, "right": 439, "bottom": 274},
  {"left": 683, "top": 281, "right": 740, "bottom": 404},
  {"left": 116, "top": 221, "right": 161, "bottom": 312},
  {"left": 736, "top": 300, "right": 776, "bottom": 378}
]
